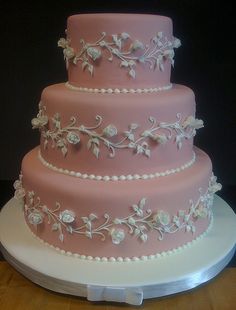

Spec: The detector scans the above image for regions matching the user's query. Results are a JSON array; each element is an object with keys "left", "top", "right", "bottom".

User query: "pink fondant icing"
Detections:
[
  {"left": 40, "top": 83, "right": 195, "bottom": 176},
  {"left": 66, "top": 14, "right": 173, "bottom": 89},
  {"left": 21, "top": 147, "right": 212, "bottom": 258}
]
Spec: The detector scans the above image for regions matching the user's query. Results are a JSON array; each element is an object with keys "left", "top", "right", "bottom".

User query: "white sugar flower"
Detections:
[
  {"left": 131, "top": 40, "right": 144, "bottom": 51},
  {"left": 31, "top": 115, "right": 48, "bottom": 129},
  {"left": 151, "top": 134, "right": 168, "bottom": 144},
  {"left": 163, "top": 49, "right": 175, "bottom": 59},
  {"left": 59, "top": 210, "right": 75, "bottom": 223},
  {"left": 173, "top": 37, "right": 181, "bottom": 48},
  {"left": 28, "top": 211, "right": 44, "bottom": 225},
  {"left": 194, "top": 204, "right": 208, "bottom": 218},
  {"left": 209, "top": 175, "right": 222, "bottom": 193},
  {"left": 120, "top": 32, "right": 130, "bottom": 40},
  {"left": 13, "top": 179, "right": 22, "bottom": 190},
  {"left": 110, "top": 228, "right": 125, "bottom": 245},
  {"left": 103, "top": 124, "right": 118, "bottom": 137},
  {"left": 153, "top": 210, "right": 170, "bottom": 226},
  {"left": 63, "top": 46, "right": 75, "bottom": 60},
  {"left": 182, "top": 116, "right": 204, "bottom": 129},
  {"left": 66, "top": 132, "right": 80, "bottom": 145},
  {"left": 58, "top": 38, "right": 69, "bottom": 48},
  {"left": 87, "top": 47, "right": 101, "bottom": 61},
  {"left": 14, "top": 188, "right": 26, "bottom": 200}
]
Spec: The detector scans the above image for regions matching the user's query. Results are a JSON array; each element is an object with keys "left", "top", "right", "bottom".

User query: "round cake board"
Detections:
[{"left": 0, "top": 195, "right": 235, "bottom": 306}]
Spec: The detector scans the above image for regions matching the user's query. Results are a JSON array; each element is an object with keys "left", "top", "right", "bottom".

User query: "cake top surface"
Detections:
[{"left": 58, "top": 13, "right": 180, "bottom": 90}]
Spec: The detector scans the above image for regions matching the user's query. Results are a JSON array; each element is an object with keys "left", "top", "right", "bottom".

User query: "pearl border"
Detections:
[
  {"left": 65, "top": 81, "right": 173, "bottom": 94},
  {"left": 38, "top": 151, "right": 196, "bottom": 181},
  {"left": 29, "top": 215, "right": 213, "bottom": 263}
]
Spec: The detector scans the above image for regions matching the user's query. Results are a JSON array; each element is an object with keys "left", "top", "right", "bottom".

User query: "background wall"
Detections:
[{"left": 0, "top": 0, "right": 235, "bottom": 188}]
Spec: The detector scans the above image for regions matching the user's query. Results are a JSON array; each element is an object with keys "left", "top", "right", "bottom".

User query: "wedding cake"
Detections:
[{"left": 14, "top": 13, "right": 222, "bottom": 262}]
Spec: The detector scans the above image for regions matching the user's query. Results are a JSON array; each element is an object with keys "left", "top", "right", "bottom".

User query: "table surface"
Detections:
[{"left": 0, "top": 262, "right": 235, "bottom": 309}]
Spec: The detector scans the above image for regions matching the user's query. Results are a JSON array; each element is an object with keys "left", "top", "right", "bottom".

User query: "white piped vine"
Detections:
[
  {"left": 32, "top": 101, "right": 203, "bottom": 159},
  {"left": 58, "top": 31, "right": 181, "bottom": 78},
  {"left": 14, "top": 174, "right": 221, "bottom": 246}
]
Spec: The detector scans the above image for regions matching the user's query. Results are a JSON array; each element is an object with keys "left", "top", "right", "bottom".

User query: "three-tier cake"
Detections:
[{"left": 13, "top": 14, "right": 222, "bottom": 262}]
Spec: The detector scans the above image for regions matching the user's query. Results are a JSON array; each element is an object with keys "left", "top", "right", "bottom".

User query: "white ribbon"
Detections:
[{"left": 87, "top": 285, "right": 143, "bottom": 305}]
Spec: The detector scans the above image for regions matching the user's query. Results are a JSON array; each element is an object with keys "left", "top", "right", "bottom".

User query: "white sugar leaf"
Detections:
[
  {"left": 43, "top": 139, "right": 48, "bottom": 150},
  {"left": 86, "top": 221, "right": 92, "bottom": 230},
  {"left": 124, "top": 130, "right": 131, "bottom": 137},
  {"left": 129, "top": 123, "right": 139, "bottom": 130},
  {"left": 177, "top": 140, "right": 182, "bottom": 150},
  {"left": 139, "top": 225, "right": 147, "bottom": 231},
  {"left": 128, "top": 133, "right": 135, "bottom": 142},
  {"left": 52, "top": 223, "right": 59, "bottom": 231},
  {"left": 81, "top": 216, "right": 88, "bottom": 223},
  {"left": 120, "top": 60, "right": 129, "bottom": 67},
  {"left": 112, "top": 34, "right": 118, "bottom": 42},
  {"left": 140, "top": 233, "right": 148, "bottom": 242},
  {"left": 134, "top": 228, "right": 140, "bottom": 236},
  {"left": 88, "top": 65, "right": 94, "bottom": 76},
  {"left": 91, "top": 138, "right": 100, "bottom": 145},
  {"left": 115, "top": 39, "right": 122, "bottom": 49},
  {"left": 61, "top": 146, "right": 68, "bottom": 157},
  {"left": 145, "top": 149, "right": 151, "bottom": 158},
  {"left": 85, "top": 231, "right": 92, "bottom": 239},
  {"left": 66, "top": 225, "right": 73, "bottom": 234},
  {"left": 59, "top": 233, "right": 64, "bottom": 242},
  {"left": 89, "top": 213, "right": 97, "bottom": 221},
  {"left": 128, "top": 142, "right": 135, "bottom": 148},
  {"left": 113, "top": 218, "right": 122, "bottom": 224},
  {"left": 87, "top": 139, "right": 92, "bottom": 150},
  {"left": 136, "top": 145, "right": 144, "bottom": 154},
  {"left": 129, "top": 69, "right": 136, "bottom": 79},
  {"left": 132, "top": 204, "right": 139, "bottom": 212},
  {"left": 186, "top": 225, "right": 191, "bottom": 233},
  {"left": 121, "top": 32, "right": 130, "bottom": 40},
  {"left": 82, "top": 61, "right": 88, "bottom": 71},
  {"left": 160, "top": 63, "right": 164, "bottom": 72},
  {"left": 93, "top": 146, "right": 100, "bottom": 158},
  {"left": 139, "top": 198, "right": 146, "bottom": 209}
]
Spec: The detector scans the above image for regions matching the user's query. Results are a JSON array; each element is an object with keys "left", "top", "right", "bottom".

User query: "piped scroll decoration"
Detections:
[
  {"left": 58, "top": 31, "right": 181, "bottom": 78},
  {"left": 31, "top": 102, "right": 203, "bottom": 159},
  {"left": 14, "top": 174, "right": 221, "bottom": 245}
]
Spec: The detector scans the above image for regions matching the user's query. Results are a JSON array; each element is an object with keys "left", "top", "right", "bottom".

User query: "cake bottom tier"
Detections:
[{"left": 17, "top": 147, "right": 218, "bottom": 261}]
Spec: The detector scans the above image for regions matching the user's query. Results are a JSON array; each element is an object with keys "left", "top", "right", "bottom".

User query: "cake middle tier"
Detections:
[{"left": 36, "top": 83, "right": 201, "bottom": 178}]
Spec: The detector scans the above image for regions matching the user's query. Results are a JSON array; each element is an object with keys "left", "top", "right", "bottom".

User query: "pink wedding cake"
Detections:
[{"left": 14, "top": 13, "right": 222, "bottom": 262}]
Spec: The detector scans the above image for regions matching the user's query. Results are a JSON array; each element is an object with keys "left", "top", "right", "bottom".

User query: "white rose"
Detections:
[
  {"left": 103, "top": 124, "right": 118, "bottom": 137},
  {"left": 59, "top": 210, "right": 75, "bottom": 223},
  {"left": 63, "top": 47, "right": 75, "bottom": 59},
  {"left": 131, "top": 40, "right": 144, "bottom": 51},
  {"left": 58, "top": 38, "right": 69, "bottom": 48},
  {"left": 66, "top": 132, "right": 80, "bottom": 145},
  {"left": 110, "top": 228, "right": 125, "bottom": 245},
  {"left": 173, "top": 37, "right": 181, "bottom": 48},
  {"left": 28, "top": 211, "right": 44, "bottom": 225},
  {"left": 87, "top": 47, "right": 101, "bottom": 61},
  {"left": 14, "top": 188, "right": 26, "bottom": 200},
  {"left": 153, "top": 210, "right": 170, "bottom": 226}
]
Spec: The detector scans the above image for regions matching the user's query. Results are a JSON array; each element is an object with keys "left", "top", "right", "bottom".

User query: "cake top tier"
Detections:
[{"left": 58, "top": 14, "right": 181, "bottom": 90}]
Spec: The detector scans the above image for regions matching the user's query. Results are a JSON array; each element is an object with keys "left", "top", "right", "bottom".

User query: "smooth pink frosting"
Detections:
[
  {"left": 40, "top": 83, "right": 195, "bottom": 176},
  {"left": 66, "top": 14, "right": 173, "bottom": 89},
  {"left": 22, "top": 147, "right": 212, "bottom": 258}
]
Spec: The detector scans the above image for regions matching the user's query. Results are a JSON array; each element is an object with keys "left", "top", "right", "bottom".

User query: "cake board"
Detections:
[{"left": 0, "top": 195, "right": 235, "bottom": 306}]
